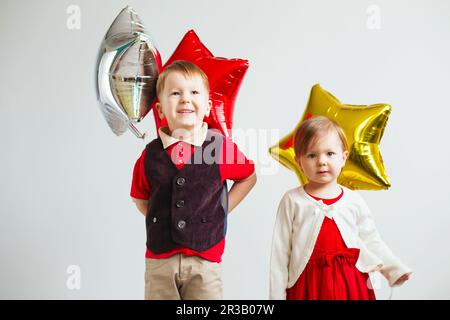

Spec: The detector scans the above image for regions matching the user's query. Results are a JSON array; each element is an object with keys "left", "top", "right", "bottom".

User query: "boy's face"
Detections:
[
  {"left": 296, "top": 131, "right": 349, "bottom": 187},
  {"left": 156, "top": 71, "right": 212, "bottom": 133}
]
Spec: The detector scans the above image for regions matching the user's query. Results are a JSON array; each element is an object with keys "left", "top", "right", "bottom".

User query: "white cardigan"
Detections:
[{"left": 269, "top": 186, "right": 412, "bottom": 300}]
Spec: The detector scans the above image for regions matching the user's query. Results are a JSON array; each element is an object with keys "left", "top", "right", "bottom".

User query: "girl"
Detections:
[{"left": 270, "top": 116, "right": 412, "bottom": 300}]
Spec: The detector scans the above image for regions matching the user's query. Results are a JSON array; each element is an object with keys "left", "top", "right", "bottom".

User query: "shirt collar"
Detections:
[
  {"left": 299, "top": 185, "right": 348, "bottom": 212},
  {"left": 158, "top": 122, "right": 208, "bottom": 149}
]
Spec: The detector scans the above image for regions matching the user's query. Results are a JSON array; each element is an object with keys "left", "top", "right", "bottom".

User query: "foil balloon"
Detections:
[
  {"left": 152, "top": 30, "right": 249, "bottom": 137},
  {"left": 96, "top": 6, "right": 162, "bottom": 138},
  {"left": 269, "top": 84, "right": 392, "bottom": 190}
]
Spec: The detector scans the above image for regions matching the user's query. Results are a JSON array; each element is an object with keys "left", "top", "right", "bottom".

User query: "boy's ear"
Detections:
[
  {"left": 155, "top": 102, "right": 165, "bottom": 120},
  {"left": 205, "top": 100, "right": 212, "bottom": 117}
]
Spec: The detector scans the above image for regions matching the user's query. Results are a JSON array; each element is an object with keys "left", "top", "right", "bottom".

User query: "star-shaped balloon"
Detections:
[
  {"left": 96, "top": 6, "right": 162, "bottom": 139},
  {"left": 269, "top": 84, "right": 392, "bottom": 190},
  {"left": 151, "top": 30, "right": 249, "bottom": 137}
]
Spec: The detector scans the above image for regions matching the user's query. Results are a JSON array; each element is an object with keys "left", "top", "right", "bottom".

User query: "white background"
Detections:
[{"left": 1, "top": 0, "right": 449, "bottom": 299}]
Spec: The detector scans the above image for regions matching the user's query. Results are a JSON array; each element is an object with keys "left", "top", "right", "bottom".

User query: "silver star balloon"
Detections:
[{"left": 96, "top": 6, "right": 161, "bottom": 138}]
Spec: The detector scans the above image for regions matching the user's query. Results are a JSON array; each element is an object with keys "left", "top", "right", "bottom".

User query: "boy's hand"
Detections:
[{"left": 132, "top": 198, "right": 148, "bottom": 216}]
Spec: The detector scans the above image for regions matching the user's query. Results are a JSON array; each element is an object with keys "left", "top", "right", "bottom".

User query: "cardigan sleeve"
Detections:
[
  {"left": 269, "top": 193, "right": 294, "bottom": 299},
  {"left": 355, "top": 194, "right": 412, "bottom": 287}
]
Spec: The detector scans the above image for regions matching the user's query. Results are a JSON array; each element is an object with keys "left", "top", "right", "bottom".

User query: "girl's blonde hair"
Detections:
[
  {"left": 293, "top": 116, "right": 348, "bottom": 157},
  {"left": 156, "top": 60, "right": 210, "bottom": 98}
]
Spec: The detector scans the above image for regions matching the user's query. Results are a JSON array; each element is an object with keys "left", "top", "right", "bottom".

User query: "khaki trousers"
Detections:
[{"left": 144, "top": 253, "right": 223, "bottom": 300}]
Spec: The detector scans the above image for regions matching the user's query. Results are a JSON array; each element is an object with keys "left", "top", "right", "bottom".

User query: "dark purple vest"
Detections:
[{"left": 144, "top": 129, "right": 228, "bottom": 253}]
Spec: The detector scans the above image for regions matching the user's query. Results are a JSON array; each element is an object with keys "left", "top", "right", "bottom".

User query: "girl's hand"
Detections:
[{"left": 394, "top": 272, "right": 411, "bottom": 286}]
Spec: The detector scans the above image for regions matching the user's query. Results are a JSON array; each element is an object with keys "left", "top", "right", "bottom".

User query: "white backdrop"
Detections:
[{"left": 1, "top": 0, "right": 449, "bottom": 299}]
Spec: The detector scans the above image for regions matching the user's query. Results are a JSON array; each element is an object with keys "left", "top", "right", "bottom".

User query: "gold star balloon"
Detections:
[{"left": 269, "top": 84, "right": 392, "bottom": 190}]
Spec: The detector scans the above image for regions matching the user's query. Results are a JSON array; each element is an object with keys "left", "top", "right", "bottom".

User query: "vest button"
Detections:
[
  {"left": 176, "top": 200, "right": 185, "bottom": 208},
  {"left": 152, "top": 217, "right": 157, "bottom": 223},
  {"left": 176, "top": 177, "right": 186, "bottom": 186},
  {"left": 177, "top": 220, "right": 186, "bottom": 229}
]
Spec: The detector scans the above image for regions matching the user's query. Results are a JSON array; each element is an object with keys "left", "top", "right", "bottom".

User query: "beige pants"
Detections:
[{"left": 144, "top": 253, "right": 223, "bottom": 300}]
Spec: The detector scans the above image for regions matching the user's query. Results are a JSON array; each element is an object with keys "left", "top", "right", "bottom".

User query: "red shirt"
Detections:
[
  {"left": 306, "top": 188, "right": 344, "bottom": 205},
  {"left": 130, "top": 136, "right": 255, "bottom": 262}
]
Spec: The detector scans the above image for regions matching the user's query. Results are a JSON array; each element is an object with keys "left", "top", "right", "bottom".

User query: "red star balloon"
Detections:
[{"left": 151, "top": 30, "right": 249, "bottom": 137}]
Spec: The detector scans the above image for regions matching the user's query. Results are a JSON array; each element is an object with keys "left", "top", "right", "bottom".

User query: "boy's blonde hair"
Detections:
[
  {"left": 156, "top": 60, "right": 210, "bottom": 98},
  {"left": 294, "top": 116, "right": 348, "bottom": 157}
]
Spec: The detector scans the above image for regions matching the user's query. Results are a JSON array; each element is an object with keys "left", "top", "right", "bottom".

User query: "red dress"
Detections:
[{"left": 286, "top": 189, "right": 376, "bottom": 300}]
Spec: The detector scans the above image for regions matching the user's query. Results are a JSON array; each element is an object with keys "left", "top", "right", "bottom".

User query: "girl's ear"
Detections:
[
  {"left": 342, "top": 150, "right": 349, "bottom": 165},
  {"left": 156, "top": 102, "right": 165, "bottom": 119},
  {"left": 295, "top": 155, "right": 303, "bottom": 172}
]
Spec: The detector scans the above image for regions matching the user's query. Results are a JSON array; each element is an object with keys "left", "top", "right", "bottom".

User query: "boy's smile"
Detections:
[{"left": 156, "top": 71, "right": 212, "bottom": 134}]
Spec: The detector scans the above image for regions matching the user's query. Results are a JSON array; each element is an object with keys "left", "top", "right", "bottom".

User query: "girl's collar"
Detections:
[
  {"left": 306, "top": 187, "right": 343, "bottom": 203},
  {"left": 298, "top": 185, "right": 348, "bottom": 210}
]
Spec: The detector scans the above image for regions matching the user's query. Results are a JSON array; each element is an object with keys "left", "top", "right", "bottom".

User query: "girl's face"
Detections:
[{"left": 296, "top": 131, "right": 349, "bottom": 188}]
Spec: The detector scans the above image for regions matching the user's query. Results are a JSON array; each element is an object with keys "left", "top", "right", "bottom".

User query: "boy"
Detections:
[{"left": 131, "top": 60, "right": 257, "bottom": 299}]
